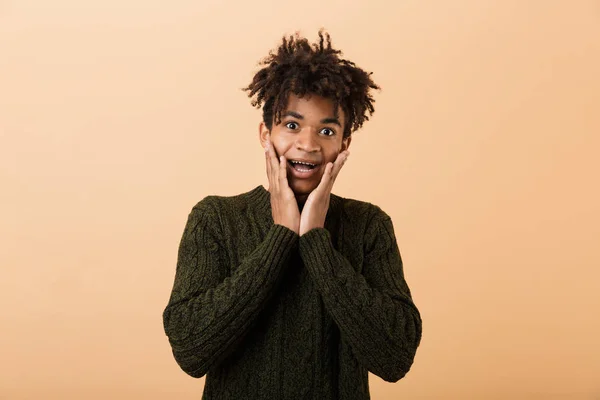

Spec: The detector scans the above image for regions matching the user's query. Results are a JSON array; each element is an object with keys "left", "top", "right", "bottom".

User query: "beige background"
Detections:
[{"left": 1, "top": 1, "right": 599, "bottom": 399}]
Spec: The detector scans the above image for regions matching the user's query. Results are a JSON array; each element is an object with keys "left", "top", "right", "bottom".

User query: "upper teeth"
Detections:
[{"left": 291, "top": 160, "right": 315, "bottom": 166}]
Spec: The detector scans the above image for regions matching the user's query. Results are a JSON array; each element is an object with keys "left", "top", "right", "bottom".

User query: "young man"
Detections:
[{"left": 163, "top": 29, "right": 422, "bottom": 399}]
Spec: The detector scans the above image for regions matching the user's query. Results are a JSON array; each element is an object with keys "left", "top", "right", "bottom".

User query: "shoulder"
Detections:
[
  {"left": 336, "top": 195, "right": 399, "bottom": 253},
  {"left": 187, "top": 189, "right": 256, "bottom": 229},
  {"left": 336, "top": 193, "right": 391, "bottom": 226},
  {"left": 183, "top": 194, "right": 238, "bottom": 241},
  {"left": 189, "top": 191, "right": 247, "bottom": 213},
  {"left": 188, "top": 195, "right": 220, "bottom": 217}
]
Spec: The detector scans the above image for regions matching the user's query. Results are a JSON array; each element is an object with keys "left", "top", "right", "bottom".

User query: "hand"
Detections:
[
  {"left": 299, "top": 150, "right": 350, "bottom": 236},
  {"left": 264, "top": 134, "right": 300, "bottom": 234}
]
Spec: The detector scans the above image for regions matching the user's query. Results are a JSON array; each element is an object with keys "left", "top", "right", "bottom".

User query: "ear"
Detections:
[
  {"left": 341, "top": 135, "right": 352, "bottom": 152},
  {"left": 258, "top": 121, "right": 270, "bottom": 149}
]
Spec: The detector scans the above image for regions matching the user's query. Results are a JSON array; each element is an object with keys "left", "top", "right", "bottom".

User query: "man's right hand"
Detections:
[{"left": 264, "top": 134, "right": 300, "bottom": 235}]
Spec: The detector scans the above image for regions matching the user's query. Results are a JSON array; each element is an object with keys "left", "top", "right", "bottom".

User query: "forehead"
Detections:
[{"left": 284, "top": 93, "right": 344, "bottom": 120}]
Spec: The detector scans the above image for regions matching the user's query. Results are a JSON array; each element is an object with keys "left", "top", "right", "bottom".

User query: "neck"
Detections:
[
  {"left": 296, "top": 194, "right": 307, "bottom": 212},
  {"left": 260, "top": 184, "right": 309, "bottom": 211}
]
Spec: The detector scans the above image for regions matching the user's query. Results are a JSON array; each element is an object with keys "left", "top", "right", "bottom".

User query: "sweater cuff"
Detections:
[
  {"left": 267, "top": 223, "right": 300, "bottom": 255},
  {"left": 298, "top": 227, "right": 335, "bottom": 268}
]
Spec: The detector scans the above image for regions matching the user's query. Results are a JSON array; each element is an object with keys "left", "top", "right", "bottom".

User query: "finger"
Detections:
[
  {"left": 265, "top": 142, "right": 273, "bottom": 189},
  {"left": 279, "top": 155, "right": 289, "bottom": 188},
  {"left": 269, "top": 138, "right": 281, "bottom": 171},
  {"left": 328, "top": 151, "right": 349, "bottom": 189},
  {"left": 267, "top": 137, "right": 280, "bottom": 189},
  {"left": 314, "top": 161, "right": 334, "bottom": 193}
]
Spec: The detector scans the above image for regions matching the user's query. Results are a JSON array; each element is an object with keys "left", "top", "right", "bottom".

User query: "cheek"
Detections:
[
  {"left": 270, "top": 137, "right": 291, "bottom": 157},
  {"left": 271, "top": 143, "right": 285, "bottom": 158},
  {"left": 325, "top": 152, "right": 340, "bottom": 164}
]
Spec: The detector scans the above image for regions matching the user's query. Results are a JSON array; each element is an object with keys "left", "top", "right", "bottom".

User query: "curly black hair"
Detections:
[{"left": 242, "top": 28, "right": 381, "bottom": 139}]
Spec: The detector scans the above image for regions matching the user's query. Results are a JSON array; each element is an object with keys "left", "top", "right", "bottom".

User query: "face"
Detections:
[{"left": 259, "top": 93, "right": 351, "bottom": 203}]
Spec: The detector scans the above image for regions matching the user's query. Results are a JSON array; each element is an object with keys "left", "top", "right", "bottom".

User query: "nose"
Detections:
[{"left": 294, "top": 128, "right": 320, "bottom": 152}]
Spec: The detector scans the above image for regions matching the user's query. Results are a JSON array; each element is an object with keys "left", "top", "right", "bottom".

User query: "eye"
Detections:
[
  {"left": 285, "top": 121, "right": 299, "bottom": 130},
  {"left": 320, "top": 127, "right": 335, "bottom": 136}
]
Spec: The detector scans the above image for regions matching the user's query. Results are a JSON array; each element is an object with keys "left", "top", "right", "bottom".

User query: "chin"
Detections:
[{"left": 290, "top": 180, "right": 318, "bottom": 194}]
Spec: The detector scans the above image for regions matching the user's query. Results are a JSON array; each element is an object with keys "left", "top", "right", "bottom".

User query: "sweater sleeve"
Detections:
[
  {"left": 162, "top": 197, "right": 298, "bottom": 378},
  {"left": 298, "top": 207, "right": 422, "bottom": 383}
]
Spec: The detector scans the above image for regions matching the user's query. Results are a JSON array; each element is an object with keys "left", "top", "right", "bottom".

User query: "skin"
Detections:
[{"left": 259, "top": 93, "right": 351, "bottom": 235}]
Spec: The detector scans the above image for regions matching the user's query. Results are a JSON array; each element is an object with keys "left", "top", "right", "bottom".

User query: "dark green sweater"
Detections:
[{"left": 163, "top": 185, "right": 422, "bottom": 399}]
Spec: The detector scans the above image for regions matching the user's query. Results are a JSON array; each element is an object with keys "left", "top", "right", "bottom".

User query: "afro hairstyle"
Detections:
[{"left": 242, "top": 28, "right": 381, "bottom": 139}]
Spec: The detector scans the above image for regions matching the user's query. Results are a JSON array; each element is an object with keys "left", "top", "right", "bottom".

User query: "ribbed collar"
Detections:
[{"left": 245, "top": 184, "right": 343, "bottom": 226}]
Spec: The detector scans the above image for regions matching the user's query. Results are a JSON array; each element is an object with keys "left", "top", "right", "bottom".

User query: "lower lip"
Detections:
[{"left": 287, "top": 162, "right": 321, "bottom": 179}]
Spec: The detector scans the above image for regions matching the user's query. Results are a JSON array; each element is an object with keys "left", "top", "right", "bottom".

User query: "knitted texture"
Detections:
[{"left": 163, "top": 185, "right": 422, "bottom": 399}]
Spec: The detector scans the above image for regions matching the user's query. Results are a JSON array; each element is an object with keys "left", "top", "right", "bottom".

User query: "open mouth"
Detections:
[
  {"left": 286, "top": 159, "right": 321, "bottom": 179},
  {"left": 288, "top": 160, "right": 318, "bottom": 172}
]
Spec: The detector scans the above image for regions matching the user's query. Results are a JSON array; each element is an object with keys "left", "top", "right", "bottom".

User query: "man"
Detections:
[{"left": 163, "top": 28, "right": 422, "bottom": 399}]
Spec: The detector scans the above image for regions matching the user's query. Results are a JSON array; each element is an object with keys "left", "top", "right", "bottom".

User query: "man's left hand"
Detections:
[{"left": 299, "top": 150, "right": 350, "bottom": 236}]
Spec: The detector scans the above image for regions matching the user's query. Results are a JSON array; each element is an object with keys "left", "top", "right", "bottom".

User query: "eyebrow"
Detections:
[{"left": 282, "top": 111, "right": 342, "bottom": 127}]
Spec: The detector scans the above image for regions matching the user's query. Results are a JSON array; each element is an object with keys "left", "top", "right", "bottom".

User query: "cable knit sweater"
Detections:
[{"left": 162, "top": 185, "right": 422, "bottom": 399}]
